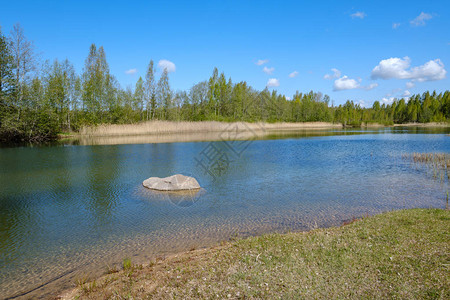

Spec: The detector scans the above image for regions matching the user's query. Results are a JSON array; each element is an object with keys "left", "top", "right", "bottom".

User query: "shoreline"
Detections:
[
  {"left": 59, "top": 208, "right": 449, "bottom": 299},
  {"left": 56, "top": 121, "right": 450, "bottom": 145},
  {"left": 73, "top": 121, "right": 450, "bottom": 137}
]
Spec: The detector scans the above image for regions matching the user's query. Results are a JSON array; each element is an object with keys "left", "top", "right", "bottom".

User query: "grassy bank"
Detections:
[{"left": 62, "top": 209, "right": 449, "bottom": 299}]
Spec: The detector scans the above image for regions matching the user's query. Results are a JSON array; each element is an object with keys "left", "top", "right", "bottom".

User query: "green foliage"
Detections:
[
  {"left": 144, "top": 59, "right": 157, "bottom": 120},
  {"left": 1, "top": 24, "right": 449, "bottom": 143},
  {"left": 122, "top": 258, "right": 132, "bottom": 270},
  {"left": 156, "top": 69, "right": 172, "bottom": 120},
  {"left": 0, "top": 29, "right": 15, "bottom": 103},
  {"left": 134, "top": 76, "right": 145, "bottom": 119}
]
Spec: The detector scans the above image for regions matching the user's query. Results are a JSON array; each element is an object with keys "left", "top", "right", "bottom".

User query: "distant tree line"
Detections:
[{"left": 1, "top": 24, "right": 449, "bottom": 142}]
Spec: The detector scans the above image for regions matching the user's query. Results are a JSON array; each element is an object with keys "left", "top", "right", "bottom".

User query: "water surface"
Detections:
[{"left": 0, "top": 127, "right": 449, "bottom": 298}]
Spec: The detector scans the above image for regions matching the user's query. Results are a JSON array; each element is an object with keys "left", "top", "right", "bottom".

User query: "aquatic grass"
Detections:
[
  {"left": 62, "top": 209, "right": 450, "bottom": 299},
  {"left": 403, "top": 152, "right": 450, "bottom": 209},
  {"left": 403, "top": 152, "right": 450, "bottom": 170},
  {"left": 403, "top": 152, "right": 450, "bottom": 185}
]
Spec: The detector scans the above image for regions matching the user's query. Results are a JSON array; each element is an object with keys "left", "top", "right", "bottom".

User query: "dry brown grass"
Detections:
[
  {"left": 393, "top": 122, "right": 450, "bottom": 127},
  {"left": 78, "top": 121, "right": 342, "bottom": 137}
]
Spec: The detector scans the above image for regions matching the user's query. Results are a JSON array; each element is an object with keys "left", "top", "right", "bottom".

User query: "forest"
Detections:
[{"left": 1, "top": 24, "right": 449, "bottom": 142}]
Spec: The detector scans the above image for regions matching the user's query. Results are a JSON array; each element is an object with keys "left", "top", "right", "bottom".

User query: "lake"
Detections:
[{"left": 0, "top": 127, "right": 449, "bottom": 298}]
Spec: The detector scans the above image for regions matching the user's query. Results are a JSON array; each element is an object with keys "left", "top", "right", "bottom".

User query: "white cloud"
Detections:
[
  {"left": 406, "top": 81, "right": 415, "bottom": 88},
  {"left": 125, "top": 68, "right": 137, "bottom": 75},
  {"left": 351, "top": 11, "right": 366, "bottom": 19},
  {"left": 386, "top": 88, "right": 402, "bottom": 97},
  {"left": 409, "top": 59, "right": 447, "bottom": 81},
  {"left": 332, "top": 75, "right": 378, "bottom": 92},
  {"left": 371, "top": 57, "right": 446, "bottom": 82},
  {"left": 286, "top": 96, "right": 292, "bottom": 100},
  {"left": 357, "top": 100, "right": 369, "bottom": 108},
  {"left": 333, "top": 76, "right": 360, "bottom": 91},
  {"left": 403, "top": 90, "right": 411, "bottom": 97},
  {"left": 263, "top": 66, "right": 275, "bottom": 74},
  {"left": 381, "top": 97, "right": 395, "bottom": 105},
  {"left": 266, "top": 78, "right": 280, "bottom": 87},
  {"left": 289, "top": 71, "right": 299, "bottom": 78},
  {"left": 256, "top": 59, "right": 269, "bottom": 66},
  {"left": 371, "top": 57, "right": 411, "bottom": 79},
  {"left": 385, "top": 88, "right": 414, "bottom": 99},
  {"left": 392, "top": 23, "right": 401, "bottom": 29},
  {"left": 410, "top": 12, "right": 432, "bottom": 26},
  {"left": 158, "top": 59, "right": 176, "bottom": 73},
  {"left": 364, "top": 83, "right": 379, "bottom": 90},
  {"left": 324, "top": 68, "right": 341, "bottom": 80}
]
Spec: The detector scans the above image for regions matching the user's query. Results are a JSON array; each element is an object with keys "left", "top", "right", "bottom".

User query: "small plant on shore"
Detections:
[
  {"left": 81, "top": 280, "right": 97, "bottom": 294},
  {"left": 342, "top": 216, "right": 359, "bottom": 226},
  {"left": 76, "top": 275, "right": 88, "bottom": 287},
  {"left": 446, "top": 190, "right": 449, "bottom": 210},
  {"left": 105, "top": 264, "right": 119, "bottom": 274},
  {"left": 122, "top": 258, "right": 132, "bottom": 270}
]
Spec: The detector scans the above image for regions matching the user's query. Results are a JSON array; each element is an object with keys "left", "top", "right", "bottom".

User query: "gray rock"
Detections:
[{"left": 142, "top": 174, "right": 200, "bottom": 191}]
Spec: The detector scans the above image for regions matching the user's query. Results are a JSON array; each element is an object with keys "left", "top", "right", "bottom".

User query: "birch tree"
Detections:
[
  {"left": 8, "top": 23, "right": 36, "bottom": 118},
  {"left": 0, "top": 28, "right": 15, "bottom": 105},
  {"left": 144, "top": 60, "right": 156, "bottom": 120},
  {"left": 156, "top": 69, "right": 171, "bottom": 120},
  {"left": 134, "top": 76, "right": 145, "bottom": 119}
]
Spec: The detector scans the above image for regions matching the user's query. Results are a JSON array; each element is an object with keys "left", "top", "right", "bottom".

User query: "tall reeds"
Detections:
[
  {"left": 402, "top": 152, "right": 450, "bottom": 209},
  {"left": 78, "top": 121, "right": 341, "bottom": 137},
  {"left": 402, "top": 152, "right": 450, "bottom": 178}
]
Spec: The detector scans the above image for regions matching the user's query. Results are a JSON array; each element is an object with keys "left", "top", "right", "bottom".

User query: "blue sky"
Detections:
[{"left": 1, "top": 0, "right": 449, "bottom": 106}]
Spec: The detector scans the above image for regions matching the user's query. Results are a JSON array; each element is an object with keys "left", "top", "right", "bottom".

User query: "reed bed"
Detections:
[
  {"left": 78, "top": 121, "right": 341, "bottom": 137},
  {"left": 402, "top": 152, "right": 450, "bottom": 189},
  {"left": 402, "top": 152, "right": 450, "bottom": 172}
]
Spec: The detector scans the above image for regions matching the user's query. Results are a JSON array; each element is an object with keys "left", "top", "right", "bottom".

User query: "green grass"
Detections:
[
  {"left": 122, "top": 258, "right": 132, "bottom": 271},
  {"left": 63, "top": 209, "right": 449, "bottom": 299}
]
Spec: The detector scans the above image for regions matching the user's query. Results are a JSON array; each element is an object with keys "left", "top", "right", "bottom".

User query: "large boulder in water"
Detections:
[{"left": 142, "top": 174, "right": 200, "bottom": 191}]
